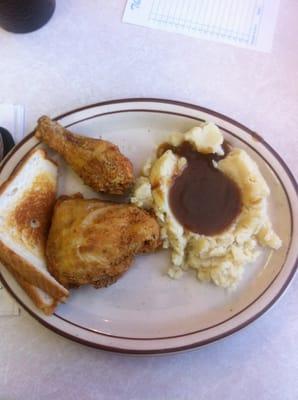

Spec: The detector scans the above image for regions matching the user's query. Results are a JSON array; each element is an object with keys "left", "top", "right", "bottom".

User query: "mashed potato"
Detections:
[{"left": 131, "top": 122, "right": 282, "bottom": 288}]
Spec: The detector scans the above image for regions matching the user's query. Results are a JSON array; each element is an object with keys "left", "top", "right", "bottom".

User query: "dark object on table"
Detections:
[
  {"left": 0, "top": 0, "right": 55, "bottom": 33},
  {"left": 0, "top": 127, "right": 15, "bottom": 160}
]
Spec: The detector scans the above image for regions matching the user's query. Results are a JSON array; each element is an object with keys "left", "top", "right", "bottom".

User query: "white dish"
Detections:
[{"left": 0, "top": 99, "right": 297, "bottom": 354}]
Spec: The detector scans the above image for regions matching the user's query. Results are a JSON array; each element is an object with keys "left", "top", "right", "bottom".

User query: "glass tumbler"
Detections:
[{"left": 0, "top": 0, "right": 56, "bottom": 33}]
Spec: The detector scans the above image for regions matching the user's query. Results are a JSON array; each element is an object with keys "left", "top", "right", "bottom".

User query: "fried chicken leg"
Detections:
[
  {"left": 35, "top": 116, "right": 134, "bottom": 195},
  {"left": 46, "top": 195, "right": 161, "bottom": 288}
]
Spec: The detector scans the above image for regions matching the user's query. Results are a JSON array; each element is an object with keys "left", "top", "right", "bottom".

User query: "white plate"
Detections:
[{"left": 0, "top": 99, "right": 297, "bottom": 354}]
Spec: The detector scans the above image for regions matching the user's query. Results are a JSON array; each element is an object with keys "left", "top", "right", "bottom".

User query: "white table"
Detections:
[{"left": 1, "top": 1, "right": 297, "bottom": 399}]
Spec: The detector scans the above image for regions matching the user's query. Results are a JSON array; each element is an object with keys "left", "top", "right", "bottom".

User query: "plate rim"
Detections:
[{"left": 0, "top": 97, "right": 297, "bottom": 355}]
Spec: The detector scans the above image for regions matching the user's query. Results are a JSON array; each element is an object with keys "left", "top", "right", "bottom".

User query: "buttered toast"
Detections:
[{"left": 0, "top": 148, "right": 68, "bottom": 306}]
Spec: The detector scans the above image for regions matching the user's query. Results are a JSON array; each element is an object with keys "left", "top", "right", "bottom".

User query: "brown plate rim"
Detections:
[{"left": 0, "top": 97, "right": 297, "bottom": 355}]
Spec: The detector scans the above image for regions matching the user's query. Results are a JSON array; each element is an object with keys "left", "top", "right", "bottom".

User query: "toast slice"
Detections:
[{"left": 0, "top": 148, "right": 69, "bottom": 302}]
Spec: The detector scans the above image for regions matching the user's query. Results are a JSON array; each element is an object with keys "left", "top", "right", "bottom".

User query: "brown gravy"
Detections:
[{"left": 159, "top": 142, "right": 242, "bottom": 236}]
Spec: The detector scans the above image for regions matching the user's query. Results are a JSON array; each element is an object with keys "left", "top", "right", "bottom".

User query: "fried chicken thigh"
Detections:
[
  {"left": 46, "top": 195, "right": 161, "bottom": 288},
  {"left": 35, "top": 116, "right": 134, "bottom": 195}
]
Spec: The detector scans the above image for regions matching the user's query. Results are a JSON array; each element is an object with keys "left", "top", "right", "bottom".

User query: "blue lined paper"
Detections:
[{"left": 123, "top": 0, "right": 280, "bottom": 52}]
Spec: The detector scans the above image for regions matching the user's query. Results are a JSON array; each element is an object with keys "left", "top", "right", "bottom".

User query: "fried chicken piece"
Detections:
[
  {"left": 35, "top": 116, "right": 134, "bottom": 195},
  {"left": 46, "top": 195, "right": 161, "bottom": 288}
]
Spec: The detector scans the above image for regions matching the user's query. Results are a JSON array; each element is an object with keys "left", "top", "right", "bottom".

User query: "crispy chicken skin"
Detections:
[
  {"left": 35, "top": 116, "right": 134, "bottom": 195},
  {"left": 46, "top": 195, "right": 161, "bottom": 288}
]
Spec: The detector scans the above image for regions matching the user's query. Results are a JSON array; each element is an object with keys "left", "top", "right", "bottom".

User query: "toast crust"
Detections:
[
  {"left": 16, "top": 277, "right": 58, "bottom": 315},
  {"left": 5, "top": 266, "right": 58, "bottom": 315},
  {"left": 0, "top": 241, "right": 68, "bottom": 301}
]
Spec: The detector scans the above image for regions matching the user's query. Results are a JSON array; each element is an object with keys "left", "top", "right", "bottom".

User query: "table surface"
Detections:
[{"left": 1, "top": 1, "right": 297, "bottom": 399}]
